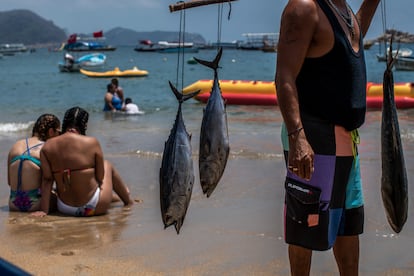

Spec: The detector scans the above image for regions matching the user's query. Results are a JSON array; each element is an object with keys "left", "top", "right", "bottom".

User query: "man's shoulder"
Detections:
[{"left": 285, "top": 0, "right": 318, "bottom": 14}]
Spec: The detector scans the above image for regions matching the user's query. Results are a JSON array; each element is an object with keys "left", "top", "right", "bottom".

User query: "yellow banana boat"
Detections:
[
  {"left": 80, "top": 66, "right": 149, "bottom": 78},
  {"left": 183, "top": 80, "right": 414, "bottom": 108}
]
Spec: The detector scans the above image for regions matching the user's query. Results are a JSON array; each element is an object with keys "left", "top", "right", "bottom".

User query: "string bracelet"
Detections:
[{"left": 287, "top": 126, "right": 303, "bottom": 137}]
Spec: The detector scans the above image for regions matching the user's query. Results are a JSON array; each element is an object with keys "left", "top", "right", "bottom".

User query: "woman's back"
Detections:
[
  {"left": 41, "top": 132, "right": 104, "bottom": 206},
  {"left": 8, "top": 137, "right": 43, "bottom": 192}
]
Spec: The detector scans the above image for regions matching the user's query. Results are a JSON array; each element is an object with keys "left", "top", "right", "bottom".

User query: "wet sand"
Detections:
[{"left": 1, "top": 117, "right": 414, "bottom": 275}]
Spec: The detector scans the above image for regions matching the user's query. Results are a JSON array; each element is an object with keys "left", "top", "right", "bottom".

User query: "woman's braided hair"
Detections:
[
  {"left": 62, "top": 106, "right": 89, "bottom": 135},
  {"left": 32, "top": 114, "right": 61, "bottom": 141}
]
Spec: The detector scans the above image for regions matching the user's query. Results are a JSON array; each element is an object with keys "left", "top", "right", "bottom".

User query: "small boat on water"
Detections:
[
  {"left": 63, "top": 41, "right": 116, "bottom": 52},
  {"left": 63, "top": 32, "right": 116, "bottom": 52},
  {"left": 0, "top": 43, "right": 28, "bottom": 56},
  {"left": 77, "top": 53, "right": 106, "bottom": 67},
  {"left": 134, "top": 40, "right": 199, "bottom": 53},
  {"left": 187, "top": 57, "right": 197, "bottom": 64},
  {"left": 58, "top": 53, "right": 107, "bottom": 72},
  {"left": 395, "top": 56, "right": 414, "bottom": 71},
  {"left": 376, "top": 47, "right": 412, "bottom": 62},
  {"left": 238, "top": 33, "right": 279, "bottom": 51},
  {"left": 80, "top": 66, "right": 149, "bottom": 78},
  {"left": 182, "top": 80, "right": 414, "bottom": 109}
]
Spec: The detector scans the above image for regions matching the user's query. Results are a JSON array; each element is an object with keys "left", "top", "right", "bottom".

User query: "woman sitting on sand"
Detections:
[
  {"left": 32, "top": 106, "right": 134, "bottom": 217},
  {"left": 8, "top": 114, "right": 61, "bottom": 212}
]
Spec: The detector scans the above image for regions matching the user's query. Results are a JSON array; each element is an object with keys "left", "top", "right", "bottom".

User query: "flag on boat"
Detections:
[
  {"left": 93, "top": 30, "right": 103, "bottom": 38},
  {"left": 67, "top": 33, "right": 77, "bottom": 44}
]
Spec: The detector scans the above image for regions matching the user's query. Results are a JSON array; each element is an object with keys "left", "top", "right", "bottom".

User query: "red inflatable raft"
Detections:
[{"left": 182, "top": 80, "right": 414, "bottom": 109}]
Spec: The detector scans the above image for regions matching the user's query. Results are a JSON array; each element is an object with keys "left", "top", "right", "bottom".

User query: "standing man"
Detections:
[{"left": 275, "top": 0, "right": 380, "bottom": 275}]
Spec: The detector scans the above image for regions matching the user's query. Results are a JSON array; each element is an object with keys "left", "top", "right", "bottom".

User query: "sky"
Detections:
[{"left": 1, "top": 0, "right": 413, "bottom": 42}]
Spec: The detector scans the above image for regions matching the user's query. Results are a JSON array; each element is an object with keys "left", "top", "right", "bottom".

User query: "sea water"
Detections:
[{"left": 0, "top": 47, "right": 280, "bottom": 157}]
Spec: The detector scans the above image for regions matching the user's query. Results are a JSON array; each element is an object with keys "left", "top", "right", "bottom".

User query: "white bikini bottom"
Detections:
[{"left": 57, "top": 187, "right": 100, "bottom": 217}]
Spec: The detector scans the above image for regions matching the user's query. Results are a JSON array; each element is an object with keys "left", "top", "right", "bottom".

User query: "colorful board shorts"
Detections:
[{"left": 281, "top": 115, "right": 364, "bottom": 251}]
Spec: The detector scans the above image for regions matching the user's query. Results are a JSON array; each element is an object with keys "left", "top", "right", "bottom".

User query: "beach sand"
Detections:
[{"left": 1, "top": 119, "right": 414, "bottom": 276}]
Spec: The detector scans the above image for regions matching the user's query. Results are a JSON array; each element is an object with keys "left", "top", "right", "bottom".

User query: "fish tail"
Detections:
[
  {"left": 168, "top": 81, "right": 200, "bottom": 103},
  {"left": 168, "top": 81, "right": 183, "bottom": 102},
  {"left": 386, "top": 35, "right": 396, "bottom": 71},
  {"left": 174, "top": 219, "right": 183, "bottom": 234},
  {"left": 193, "top": 47, "right": 223, "bottom": 72},
  {"left": 183, "top": 90, "right": 201, "bottom": 102}
]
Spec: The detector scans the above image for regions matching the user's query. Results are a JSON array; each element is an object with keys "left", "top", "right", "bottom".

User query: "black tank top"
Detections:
[{"left": 296, "top": 0, "right": 366, "bottom": 131}]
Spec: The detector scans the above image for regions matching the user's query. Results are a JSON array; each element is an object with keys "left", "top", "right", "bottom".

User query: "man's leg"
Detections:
[
  {"left": 333, "top": 235, "right": 359, "bottom": 275},
  {"left": 289, "top": 244, "right": 312, "bottom": 276}
]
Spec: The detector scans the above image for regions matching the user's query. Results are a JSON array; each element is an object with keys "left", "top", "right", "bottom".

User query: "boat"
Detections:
[
  {"left": 395, "top": 56, "right": 414, "bottom": 71},
  {"left": 238, "top": 33, "right": 279, "bottom": 51},
  {"left": 133, "top": 40, "right": 158, "bottom": 52},
  {"left": 182, "top": 80, "right": 414, "bottom": 108},
  {"left": 77, "top": 53, "right": 106, "bottom": 67},
  {"left": 376, "top": 47, "right": 412, "bottom": 62},
  {"left": 58, "top": 53, "right": 106, "bottom": 72},
  {"left": 63, "top": 32, "right": 116, "bottom": 52},
  {"left": 363, "top": 39, "right": 375, "bottom": 50},
  {"left": 209, "top": 41, "right": 239, "bottom": 49},
  {"left": 261, "top": 40, "right": 277, "bottom": 53},
  {"left": 134, "top": 40, "right": 199, "bottom": 53},
  {"left": 80, "top": 66, "right": 149, "bottom": 78},
  {"left": 0, "top": 43, "right": 28, "bottom": 56},
  {"left": 63, "top": 41, "right": 116, "bottom": 52},
  {"left": 187, "top": 57, "right": 198, "bottom": 64}
]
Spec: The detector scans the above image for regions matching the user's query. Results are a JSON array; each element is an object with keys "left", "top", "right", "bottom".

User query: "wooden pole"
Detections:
[{"left": 169, "top": 0, "right": 238, "bottom": 12}]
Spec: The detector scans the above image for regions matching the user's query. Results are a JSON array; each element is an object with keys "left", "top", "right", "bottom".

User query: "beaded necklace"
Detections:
[{"left": 326, "top": 0, "right": 354, "bottom": 38}]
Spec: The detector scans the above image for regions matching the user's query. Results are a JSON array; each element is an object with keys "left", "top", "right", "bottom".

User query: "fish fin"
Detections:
[
  {"left": 183, "top": 90, "right": 200, "bottom": 102},
  {"left": 168, "top": 81, "right": 183, "bottom": 102},
  {"left": 386, "top": 35, "right": 396, "bottom": 70},
  {"left": 168, "top": 81, "right": 200, "bottom": 103},
  {"left": 193, "top": 47, "right": 223, "bottom": 71}
]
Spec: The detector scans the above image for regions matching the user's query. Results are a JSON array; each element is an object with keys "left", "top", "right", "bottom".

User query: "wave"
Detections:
[
  {"left": 108, "top": 149, "right": 284, "bottom": 161},
  {"left": 0, "top": 121, "right": 33, "bottom": 133}
]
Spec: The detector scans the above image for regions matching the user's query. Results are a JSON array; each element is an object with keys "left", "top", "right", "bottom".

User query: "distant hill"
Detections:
[
  {"left": 0, "top": 9, "right": 207, "bottom": 47},
  {"left": 0, "top": 10, "right": 67, "bottom": 45}
]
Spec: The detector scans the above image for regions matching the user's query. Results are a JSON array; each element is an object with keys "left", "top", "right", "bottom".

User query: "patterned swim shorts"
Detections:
[{"left": 281, "top": 114, "right": 364, "bottom": 251}]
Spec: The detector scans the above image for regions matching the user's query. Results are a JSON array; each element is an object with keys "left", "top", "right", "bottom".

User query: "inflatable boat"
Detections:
[
  {"left": 80, "top": 66, "right": 148, "bottom": 78},
  {"left": 182, "top": 80, "right": 414, "bottom": 108}
]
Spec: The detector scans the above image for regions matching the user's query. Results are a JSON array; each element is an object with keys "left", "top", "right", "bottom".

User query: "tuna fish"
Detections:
[
  {"left": 193, "top": 47, "right": 230, "bottom": 197},
  {"left": 381, "top": 42, "right": 408, "bottom": 233},
  {"left": 159, "top": 81, "right": 199, "bottom": 234}
]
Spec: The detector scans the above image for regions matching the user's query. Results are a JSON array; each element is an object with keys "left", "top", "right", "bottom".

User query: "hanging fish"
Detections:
[
  {"left": 194, "top": 47, "right": 230, "bottom": 197},
  {"left": 381, "top": 40, "right": 408, "bottom": 233},
  {"left": 159, "top": 81, "right": 199, "bottom": 234}
]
